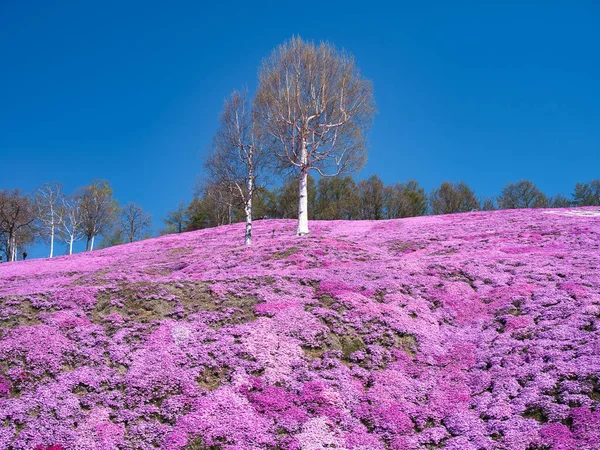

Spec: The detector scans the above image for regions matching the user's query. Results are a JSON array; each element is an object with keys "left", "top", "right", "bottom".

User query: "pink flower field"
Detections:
[{"left": 1, "top": 208, "right": 599, "bottom": 450}]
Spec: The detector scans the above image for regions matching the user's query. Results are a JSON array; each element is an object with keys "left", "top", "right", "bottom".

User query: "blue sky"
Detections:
[{"left": 1, "top": 1, "right": 599, "bottom": 257}]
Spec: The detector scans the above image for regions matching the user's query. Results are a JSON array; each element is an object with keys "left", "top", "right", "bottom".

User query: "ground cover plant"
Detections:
[{"left": 0, "top": 208, "right": 599, "bottom": 449}]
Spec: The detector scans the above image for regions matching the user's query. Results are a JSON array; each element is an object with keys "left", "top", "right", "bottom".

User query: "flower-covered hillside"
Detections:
[{"left": 0, "top": 208, "right": 599, "bottom": 450}]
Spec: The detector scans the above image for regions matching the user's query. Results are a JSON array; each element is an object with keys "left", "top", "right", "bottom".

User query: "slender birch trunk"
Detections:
[
  {"left": 11, "top": 238, "right": 17, "bottom": 262},
  {"left": 69, "top": 236, "right": 74, "bottom": 255},
  {"left": 297, "top": 140, "right": 310, "bottom": 236},
  {"left": 244, "top": 200, "right": 252, "bottom": 246},
  {"left": 90, "top": 235, "right": 95, "bottom": 251},
  {"left": 244, "top": 172, "right": 253, "bottom": 246},
  {"left": 6, "top": 236, "right": 12, "bottom": 262},
  {"left": 49, "top": 224, "right": 55, "bottom": 258}
]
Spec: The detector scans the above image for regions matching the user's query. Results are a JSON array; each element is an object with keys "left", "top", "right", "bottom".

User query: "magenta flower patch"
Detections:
[{"left": 0, "top": 208, "right": 599, "bottom": 449}]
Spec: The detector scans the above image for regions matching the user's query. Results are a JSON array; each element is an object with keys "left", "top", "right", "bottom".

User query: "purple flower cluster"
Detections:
[{"left": 0, "top": 208, "right": 599, "bottom": 449}]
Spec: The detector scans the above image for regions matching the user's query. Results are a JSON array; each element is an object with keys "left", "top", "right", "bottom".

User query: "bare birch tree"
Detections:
[
  {"left": 205, "top": 90, "right": 267, "bottom": 245},
  {"left": 119, "top": 202, "right": 152, "bottom": 243},
  {"left": 58, "top": 195, "right": 84, "bottom": 255},
  {"left": 35, "top": 182, "right": 64, "bottom": 258},
  {"left": 0, "top": 190, "right": 36, "bottom": 261},
  {"left": 254, "top": 36, "right": 375, "bottom": 235}
]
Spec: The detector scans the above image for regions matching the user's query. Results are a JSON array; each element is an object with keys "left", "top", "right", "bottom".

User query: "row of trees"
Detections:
[
  {"left": 164, "top": 177, "right": 600, "bottom": 234},
  {"left": 0, "top": 181, "right": 152, "bottom": 261}
]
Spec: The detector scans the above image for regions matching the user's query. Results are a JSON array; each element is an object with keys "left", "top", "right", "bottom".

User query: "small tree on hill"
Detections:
[
  {"left": 315, "top": 176, "right": 359, "bottom": 220},
  {"left": 358, "top": 175, "right": 385, "bottom": 220},
  {"left": 58, "top": 195, "right": 84, "bottom": 255},
  {"left": 481, "top": 197, "right": 496, "bottom": 211},
  {"left": 0, "top": 189, "right": 36, "bottom": 261},
  {"left": 551, "top": 193, "right": 572, "bottom": 208},
  {"left": 572, "top": 180, "right": 600, "bottom": 206},
  {"left": 430, "top": 182, "right": 479, "bottom": 215},
  {"left": 35, "top": 182, "right": 64, "bottom": 258},
  {"left": 205, "top": 90, "right": 268, "bottom": 245},
  {"left": 78, "top": 180, "right": 118, "bottom": 251},
  {"left": 161, "top": 201, "right": 188, "bottom": 235},
  {"left": 384, "top": 180, "right": 428, "bottom": 218},
  {"left": 254, "top": 36, "right": 375, "bottom": 235},
  {"left": 497, "top": 180, "right": 549, "bottom": 209},
  {"left": 119, "top": 202, "right": 152, "bottom": 243}
]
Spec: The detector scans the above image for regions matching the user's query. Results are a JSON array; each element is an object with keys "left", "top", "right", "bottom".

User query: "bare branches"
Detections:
[
  {"left": 119, "top": 203, "right": 152, "bottom": 243},
  {"left": 204, "top": 89, "right": 268, "bottom": 244},
  {"left": 0, "top": 189, "right": 36, "bottom": 261},
  {"left": 58, "top": 195, "right": 84, "bottom": 255},
  {"left": 34, "top": 182, "right": 64, "bottom": 258},
  {"left": 253, "top": 36, "right": 375, "bottom": 235}
]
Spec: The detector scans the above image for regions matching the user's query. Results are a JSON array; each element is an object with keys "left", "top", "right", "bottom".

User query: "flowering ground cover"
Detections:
[{"left": 0, "top": 208, "right": 599, "bottom": 449}]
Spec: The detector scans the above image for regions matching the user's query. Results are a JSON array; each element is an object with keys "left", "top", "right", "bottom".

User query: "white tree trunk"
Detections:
[
  {"left": 297, "top": 168, "right": 310, "bottom": 236},
  {"left": 244, "top": 202, "right": 252, "bottom": 246},
  {"left": 297, "top": 138, "right": 310, "bottom": 236},
  {"left": 90, "top": 235, "right": 95, "bottom": 251},
  {"left": 49, "top": 224, "right": 55, "bottom": 258},
  {"left": 69, "top": 236, "right": 74, "bottom": 255},
  {"left": 244, "top": 175, "right": 253, "bottom": 246}
]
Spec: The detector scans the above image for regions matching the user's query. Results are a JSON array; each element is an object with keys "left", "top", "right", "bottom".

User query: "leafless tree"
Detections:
[
  {"left": 204, "top": 183, "right": 239, "bottom": 226},
  {"left": 58, "top": 195, "right": 84, "bottom": 255},
  {"left": 0, "top": 189, "right": 36, "bottom": 261},
  {"left": 34, "top": 182, "right": 64, "bottom": 258},
  {"left": 254, "top": 36, "right": 376, "bottom": 235},
  {"left": 77, "top": 180, "right": 118, "bottom": 251},
  {"left": 120, "top": 202, "right": 152, "bottom": 243},
  {"left": 205, "top": 90, "right": 267, "bottom": 245}
]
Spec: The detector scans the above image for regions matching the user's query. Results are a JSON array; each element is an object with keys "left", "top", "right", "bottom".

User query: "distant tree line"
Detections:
[
  {"left": 3, "top": 176, "right": 597, "bottom": 261},
  {"left": 161, "top": 177, "right": 600, "bottom": 234},
  {"left": 0, "top": 180, "right": 152, "bottom": 262}
]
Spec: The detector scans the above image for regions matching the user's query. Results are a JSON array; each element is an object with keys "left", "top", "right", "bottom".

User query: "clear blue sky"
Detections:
[{"left": 1, "top": 1, "right": 599, "bottom": 256}]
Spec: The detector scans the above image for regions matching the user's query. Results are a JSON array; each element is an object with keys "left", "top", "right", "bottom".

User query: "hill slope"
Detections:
[{"left": 1, "top": 209, "right": 599, "bottom": 450}]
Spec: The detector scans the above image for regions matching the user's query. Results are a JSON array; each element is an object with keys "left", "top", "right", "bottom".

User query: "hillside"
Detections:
[{"left": 0, "top": 209, "right": 599, "bottom": 450}]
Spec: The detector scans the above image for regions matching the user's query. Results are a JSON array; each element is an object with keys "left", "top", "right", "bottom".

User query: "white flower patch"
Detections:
[
  {"left": 296, "top": 417, "right": 345, "bottom": 450},
  {"left": 171, "top": 324, "right": 191, "bottom": 346},
  {"left": 544, "top": 208, "right": 600, "bottom": 217}
]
